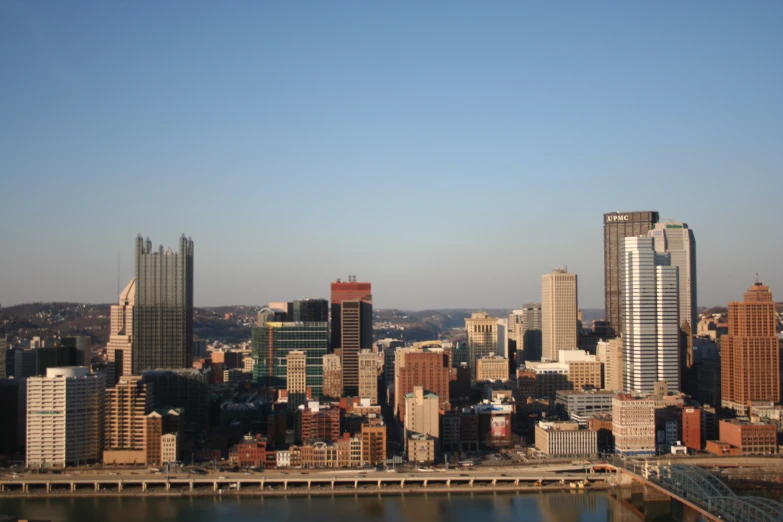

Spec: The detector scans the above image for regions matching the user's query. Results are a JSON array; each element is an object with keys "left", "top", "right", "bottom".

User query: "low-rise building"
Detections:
[
  {"left": 556, "top": 390, "right": 616, "bottom": 423},
  {"left": 476, "top": 355, "right": 509, "bottom": 382},
  {"left": 717, "top": 419, "right": 777, "bottom": 455},
  {"left": 441, "top": 411, "right": 479, "bottom": 453},
  {"left": 161, "top": 433, "right": 178, "bottom": 464},
  {"left": 588, "top": 414, "right": 614, "bottom": 454},
  {"left": 705, "top": 440, "right": 742, "bottom": 456},
  {"left": 276, "top": 450, "right": 291, "bottom": 468},
  {"left": 228, "top": 434, "right": 267, "bottom": 468},
  {"left": 535, "top": 421, "right": 597, "bottom": 457},
  {"left": 360, "top": 420, "right": 387, "bottom": 466},
  {"left": 407, "top": 433, "right": 436, "bottom": 464}
]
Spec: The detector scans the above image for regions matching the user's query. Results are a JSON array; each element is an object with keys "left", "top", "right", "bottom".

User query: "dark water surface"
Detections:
[{"left": 0, "top": 491, "right": 696, "bottom": 522}]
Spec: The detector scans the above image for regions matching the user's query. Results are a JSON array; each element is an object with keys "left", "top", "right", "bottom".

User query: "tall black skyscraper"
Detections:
[
  {"left": 132, "top": 234, "right": 194, "bottom": 374},
  {"left": 603, "top": 211, "right": 658, "bottom": 337}
]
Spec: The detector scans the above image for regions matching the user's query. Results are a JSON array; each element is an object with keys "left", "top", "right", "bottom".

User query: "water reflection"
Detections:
[{"left": 1, "top": 491, "right": 688, "bottom": 522}]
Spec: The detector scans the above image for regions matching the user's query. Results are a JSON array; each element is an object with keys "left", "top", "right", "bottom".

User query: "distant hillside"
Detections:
[{"left": 0, "top": 302, "right": 260, "bottom": 346}]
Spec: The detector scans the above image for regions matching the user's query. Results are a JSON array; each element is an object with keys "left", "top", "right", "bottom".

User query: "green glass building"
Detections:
[{"left": 252, "top": 322, "right": 327, "bottom": 398}]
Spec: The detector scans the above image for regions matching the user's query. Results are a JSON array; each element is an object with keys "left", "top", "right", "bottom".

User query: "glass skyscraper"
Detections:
[
  {"left": 132, "top": 234, "right": 194, "bottom": 374},
  {"left": 252, "top": 322, "right": 328, "bottom": 398}
]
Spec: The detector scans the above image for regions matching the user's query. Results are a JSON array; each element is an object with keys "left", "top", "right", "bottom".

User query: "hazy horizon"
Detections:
[{"left": 1, "top": 2, "right": 781, "bottom": 309}]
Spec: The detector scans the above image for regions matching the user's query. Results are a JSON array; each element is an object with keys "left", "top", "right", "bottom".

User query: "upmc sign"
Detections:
[{"left": 606, "top": 214, "right": 629, "bottom": 222}]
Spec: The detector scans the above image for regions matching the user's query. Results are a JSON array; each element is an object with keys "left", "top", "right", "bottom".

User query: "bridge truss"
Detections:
[{"left": 644, "top": 463, "right": 783, "bottom": 522}]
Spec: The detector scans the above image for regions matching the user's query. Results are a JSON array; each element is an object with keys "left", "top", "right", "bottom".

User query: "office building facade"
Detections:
[
  {"left": 132, "top": 234, "right": 194, "bottom": 374},
  {"left": 107, "top": 278, "right": 136, "bottom": 381},
  {"left": 649, "top": 221, "right": 697, "bottom": 333},
  {"left": 141, "top": 368, "right": 210, "bottom": 434},
  {"left": 604, "top": 211, "right": 659, "bottom": 337},
  {"left": 476, "top": 355, "right": 509, "bottom": 381},
  {"left": 286, "top": 351, "right": 308, "bottom": 408},
  {"left": 721, "top": 282, "right": 780, "bottom": 414},
  {"left": 292, "top": 298, "right": 329, "bottom": 322},
  {"left": 26, "top": 367, "right": 104, "bottom": 468},
  {"left": 612, "top": 395, "right": 655, "bottom": 456},
  {"left": 358, "top": 349, "right": 381, "bottom": 404},
  {"left": 542, "top": 269, "right": 578, "bottom": 361},
  {"left": 103, "top": 376, "right": 154, "bottom": 465},
  {"left": 394, "top": 348, "right": 450, "bottom": 420},
  {"left": 622, "top": 236, "right": 680, "bottom": 393},
  {"left": 322, "top": 353, "right": 343, "bottom": 399},
  {"left": 465, "top": 312, "right": 498, "bottom": 375},
  {"left": 252, "top": 322, "right": 328, "bottom": 398}
]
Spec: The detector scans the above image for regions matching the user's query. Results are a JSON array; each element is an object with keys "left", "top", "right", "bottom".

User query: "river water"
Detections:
[{"left": 0, "top": 491, "right": 702, "bottom": 522}]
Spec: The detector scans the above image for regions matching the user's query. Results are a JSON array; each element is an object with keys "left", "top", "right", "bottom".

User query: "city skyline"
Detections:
[{"left": 1, "top": 2, "right": 782, "bottom": 309}]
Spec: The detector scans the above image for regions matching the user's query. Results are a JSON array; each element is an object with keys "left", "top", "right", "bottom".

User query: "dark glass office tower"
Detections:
[
  {"left": 292, "top": 299, "right": 329, "bottom": 322},
  {"left": 603, "top": 211, "right": 658, "bottom": 337},
  {"left": 132, "top": 234, "right": 194, "bottom": 374},
  {"left": 251, "top": 322, "right": 328, "bottom": 398}
]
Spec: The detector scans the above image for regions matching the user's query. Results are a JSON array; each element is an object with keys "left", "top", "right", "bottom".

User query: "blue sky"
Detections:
[{"left": 1, "top": 1, "right": 781, "bottom": 309}]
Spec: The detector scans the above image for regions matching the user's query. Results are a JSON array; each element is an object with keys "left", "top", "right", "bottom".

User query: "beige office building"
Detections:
[
  {"left": 322, "top": 353, "right": 343, "bottom": 399},
  {"left": 407, "top": 433, "right": 436, "bottom": 464},
  {"left": 103, "top": 376, "right": 154, "bottom": 465},
  {"left": 27, "top": 367, "right": 104, "bottom": 468},
  {"left": 535, "top": 421, "right": 598, "bottom": 457},
  {"left": 612, "top": 395, "right": 655, "bottom": 456},
  {"left": 358, "top": 349, "right": 381, "bottom": 404},
  {"left": 476, "top": 355, "right": 509, "bottom": 381},
  {"left": 161, "top": 433, "right": 178, "bottom": 464},
  {"left": 542, "top": 269, "right": 578, "bottom": 361},
  {"left": 465, "top": 312, "right": 498, "bottom": 375},
  {"left": 598, "top": 338, "right": 624, "bottom": 392},
  {"left": 286, "top": 351, "right": 307, "bottom": 408},
  {"left": 107, "top": 278, "right": 136, "bottom": 382},
  {"left": 403, "top": 386, "right": 440, "bottom": 443}
]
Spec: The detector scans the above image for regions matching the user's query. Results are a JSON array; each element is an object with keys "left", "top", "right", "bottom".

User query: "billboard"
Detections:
[{"left": 491, "top": 416, "right": 507, "bottom": 438}]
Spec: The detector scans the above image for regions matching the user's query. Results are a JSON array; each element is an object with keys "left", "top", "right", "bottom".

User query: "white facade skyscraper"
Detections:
[
  {"left": 27, "top": 367, "right": 104, "bottom": 468},
  {"left": 648, "top": 221, "right": 697, "bottom": 331},
  {"left": 622, "top": 237, "right": 680, "bottom": 393},
  {"left": 541, "top": 269, "right": 578, "bottom": 362}
]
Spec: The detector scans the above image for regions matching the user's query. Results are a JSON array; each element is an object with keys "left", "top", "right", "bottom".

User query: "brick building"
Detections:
[
  {"left": 394, "top": 348, "right": 450, "bottom": 420},
  {"left": 228, "top": 434, "right": 267, "bottom": 468}
]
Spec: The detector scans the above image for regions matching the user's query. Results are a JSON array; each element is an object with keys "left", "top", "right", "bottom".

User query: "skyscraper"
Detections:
[
  {"left": 358, "top": 349, "right": 381, "bottom": 404},
  {"left": 330, "top": 278, "right": 373, "bottom": 396},
  {"left": 26, "top": 367, "right": 104, "bottom": 468},
  {"left": 286, "top": 351, "right": 308, "bottom": 408},
  {"left": 516, "top": 303, "right": 542, "bottom": 362},
  {"left": 252, "top": 321, "right": 328, "bottom": 398},
  {"left": 649, "top": 221, "right": 697, "bottom": 332},
  {"left": 465, "top": 312, "right": 498, "bottom": 376},
  {"left": 604, "top": 211, "right": 659, "bottom": 337},
  {"left": 103, "top": 376, "right": 154, "bottom": 465},
  {"left": 622, "top": 236, "right": 680, "bottom": 393},
  {"left": 132, "top": 234, "right": 194, "bottom": 374},
  {"left": 721, "top": 282, "right": 780, "bottom": 415},
  {"left": 542, "top": 269, "right": 578, "bottom": 361},
  {"left": 394, "top": 348, "right": 450, "bottom": 420},
  {"left": 322, "top": 353, "right": 343, "bottom": 399}
]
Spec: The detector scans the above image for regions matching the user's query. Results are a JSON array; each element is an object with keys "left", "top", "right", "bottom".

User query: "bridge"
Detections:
[
  {"left": 618, "top": 459, "right": 783, "bottom": 522},
  {"left": 0, "top": 467, "right": 614, "bottom": 496}
]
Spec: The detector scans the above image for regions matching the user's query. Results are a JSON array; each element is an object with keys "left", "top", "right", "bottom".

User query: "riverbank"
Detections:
[{"left": 0, "top": 481, "right": 617, "bottom": 499}]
